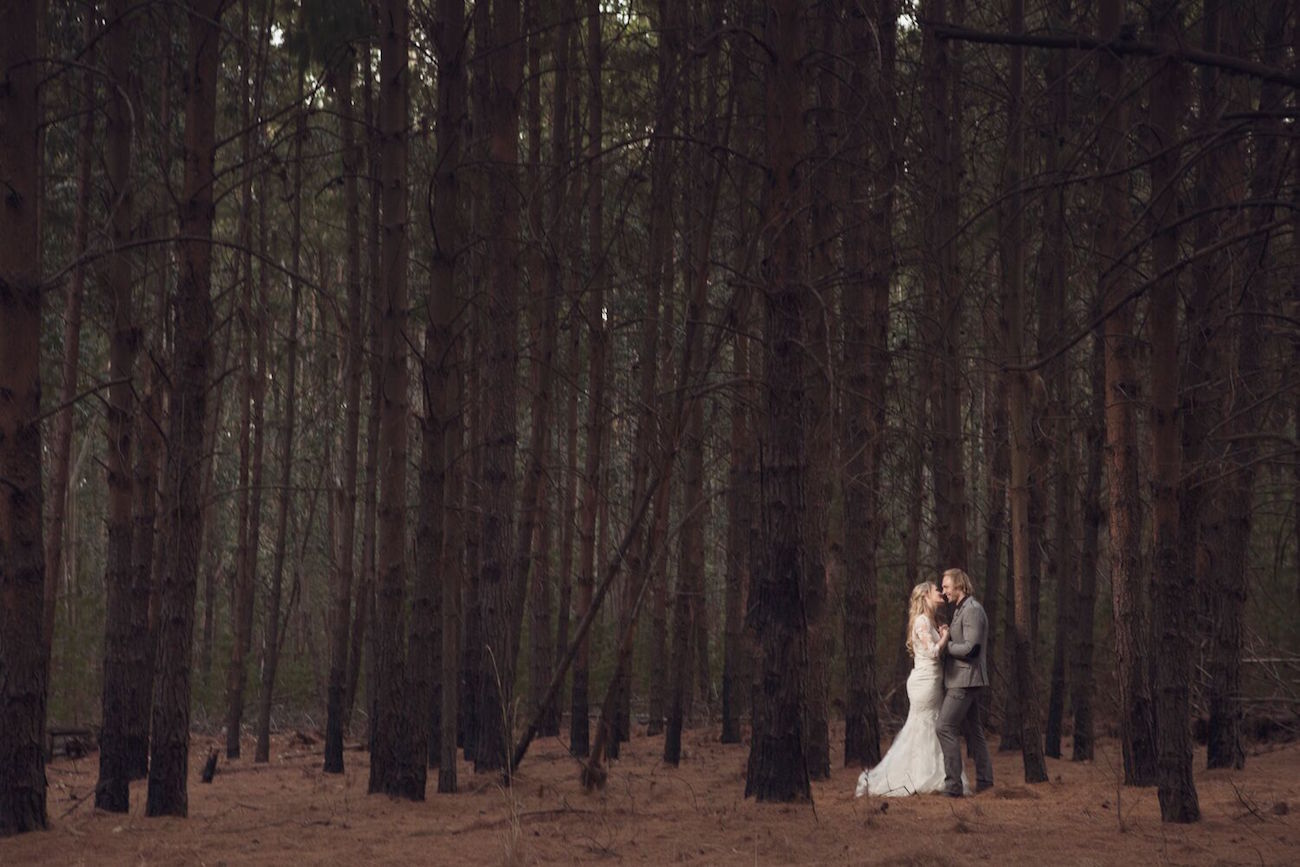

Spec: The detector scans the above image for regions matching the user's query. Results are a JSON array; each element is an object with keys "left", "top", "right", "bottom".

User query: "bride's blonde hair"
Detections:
[{"left": 904, "top": 581, "right": 937, "bottom": 657}]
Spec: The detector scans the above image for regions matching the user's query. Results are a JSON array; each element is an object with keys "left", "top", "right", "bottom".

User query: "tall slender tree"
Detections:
[
  {"left": 1071, "top": 328, "right": 1105, "bottom": 762},
  {"left": 1041, "top": 0, "right": 1074, "bottom": 761},
  {"left": 0, "top": 0, "right": 48, "bottom": 835},
  {"left": 1098, "top": 0, "right": 1157, "bottom": 788},
  {"left": 1145, "top": 0, "right": 1198, "bottom": 823},
  {"left": 1001, "top": 0, "right": 1047, "bottom": 785},
  {"left": 475, "top": 0, "right": 524, "bottom": 774},
  {"left": 571, "top": 0, "right": 607, "bottom": 761},
  {"left": 921, "top": 0, "right": 969, "bottom": 571},
  {"left": 1203, "top": 0, "right": 1286, "bottom": 772},
  {"left": 44, "top": 3, "right": 95, "bottom": 673},
  {"left": 745, "top": 0, "right": 811, "bottom": 803},
  {"left": 96, "top": 0, "right": 142, "bottom": 812},
  {"left": 840, "top": 0, "right": 896, "bottom": 769},
  {"left": 256, "top": 53, "right": 306, "bottom": 766},
  {"left": 369, "top": 0, "right": 417, "bottom": 799},
  {"left": 324, "top": 36, "right": 364, "bottom": 776},
  {"left": 147, "top": 0, "right": 228, "bottom": 818}
]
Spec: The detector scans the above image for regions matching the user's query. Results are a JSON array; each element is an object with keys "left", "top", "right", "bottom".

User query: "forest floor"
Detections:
[{"left": 6, "top": 722, "right": 1299, "bottom": 865}]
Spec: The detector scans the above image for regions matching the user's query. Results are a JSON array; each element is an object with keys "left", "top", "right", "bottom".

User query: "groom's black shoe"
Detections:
[
  {"left": 975, "top": 782, "right": 993, "bottom": 794},
  {"left": 943, "top": 790, "right": 963, "bottom": 798}
]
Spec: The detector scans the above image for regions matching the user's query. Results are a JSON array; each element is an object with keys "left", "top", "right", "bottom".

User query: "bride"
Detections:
[{"left": 856, "top": 581, "right": 968, "bottom": 797}]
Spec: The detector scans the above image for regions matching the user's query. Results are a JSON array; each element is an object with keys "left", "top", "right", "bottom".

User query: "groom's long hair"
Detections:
[{"left": 943, "top": 567, "right": 976, "bottom": 598}]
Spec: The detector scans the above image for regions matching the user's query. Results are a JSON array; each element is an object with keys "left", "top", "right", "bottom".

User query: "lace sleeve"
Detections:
[{"left": 912, "top": 614, "right": 940, "bottom": 660}]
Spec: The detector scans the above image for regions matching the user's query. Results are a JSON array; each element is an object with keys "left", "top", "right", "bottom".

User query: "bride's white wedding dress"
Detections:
[{"left": 855, "top": 613, "right": 969, "bottom": 797}]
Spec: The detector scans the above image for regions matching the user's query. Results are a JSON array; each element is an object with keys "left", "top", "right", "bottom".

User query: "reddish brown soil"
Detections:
[{"left": 6, "top": 725, "right": 1298, "bottom": 865}]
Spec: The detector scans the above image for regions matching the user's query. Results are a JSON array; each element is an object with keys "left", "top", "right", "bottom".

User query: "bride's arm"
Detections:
[{"left": 912, "top": 615, "right": 941, "bottom": 660}]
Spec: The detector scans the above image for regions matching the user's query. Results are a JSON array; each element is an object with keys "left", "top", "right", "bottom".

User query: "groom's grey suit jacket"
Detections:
[{"left": 943, "top": 596, "right": 990, "bottom": 689}]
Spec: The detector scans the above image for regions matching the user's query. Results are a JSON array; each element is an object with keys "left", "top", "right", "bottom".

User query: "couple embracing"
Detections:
[{"left": 856, "top": 568, "right": 994, "bottom": 799}]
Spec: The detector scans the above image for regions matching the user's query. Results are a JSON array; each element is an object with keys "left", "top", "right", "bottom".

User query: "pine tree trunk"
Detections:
[
  {"left": 345, "top": 39, "right": 383, "bottom": 739},
  {"left": 1002, "top": 0, "right": 1047, "bottom": 784},
  {"left": 1204, "top": 0, "right": 1284, "bottom": 773},
  {"left": 800, "top": 0, "right": 838, "bottom": 781},
  {"left": 368, "top": 0, "right": 418, "bottom": 799},
  {"left": 664, "top": 374, "right": 704, "bottom": 767},
  {"left": 510, "top": 0, "right": 560, "bottom": 693},
  {"left": 1040, "top": 1, "right": 1073, "bottom": 760},
  {"left": 889, "top": 410, "right": 926, "bottom": 720},
  {"left": 722, "top": 322, "right": 751, "bottom": 746},
  {"left": 570, "top": 0, "right": 607, "bottom": 760},
  {"left": 1071, "top": 330, "right": 1104, "bottom": 762},
  {"left": 666, "top": 28, "right": 726, "bottom": 761},
  {"left": 146, "top": 0, "right": 225, "bottom": 818},
  {"left": 96, "top": 0, "right": 141, "bottom": 811},
  {"left": 553, "top": 296, "right": 582, "bottom": 738},
  {"left": 529, "top": 0, "right": 574, "bottom": 744},
  {"left": 718, "top": 5, "right": 754, "bottom": 749},
  {"left": 127, "top": 363, "right": 161, "bottom": 782},
  {"left": 922, "top": 0, "right": 969, "bottom": 572},
  {"left": 1182, "top": 0, "right": 1234, "bottom": 777},
  {"left": 423, "top": 0, "right": 466, "bottom": 789},
  {"left": 439, "top": 347, "right": 466, "bottom": 793},
  {"left": 1098, "top": 0, "right": 1157, "bottom": 788},
  {"left": 473, "top": 0, "right": 523, "bottom": 775},
  {"left": 226, "top": 0, "right": 271, "bottom": 761},
  {"left": 43, "top": 5, "right": 95, "bottom": 672},
  {"left": 645, "top": 287, "right": 679, "bottom": 738},
  {"left": 1145, "top": 0, "right": 1197, "bottom": 823},
  {"left": 980, "top": 367, "right": 1007, "bottom": 733},
  {"left": 745, "top": 0, "right": 811, "bottom": 804},
  {"left": 255, "top": 63, "right": 305, "bottom": 766},
  {"left": 324, "top": 43, "right": 364, "bottom": 776},
  {"left": 840, "top": 0, "right": 896, "bottom": 769},
  {"left": 0, "top": 0, "right": 48, "bottom": 835}
]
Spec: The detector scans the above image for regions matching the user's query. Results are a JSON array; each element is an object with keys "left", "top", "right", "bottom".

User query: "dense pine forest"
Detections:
[{"left": 3, "top": 0, "right": 1299, "bottom": 837}]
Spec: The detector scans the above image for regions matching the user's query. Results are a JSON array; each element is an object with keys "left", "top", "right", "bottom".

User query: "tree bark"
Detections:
[
  {"left": 324, "top": 39, "right": 364, "bottom": 776},
  {"left": 1203, "top": 0, "right": 1285, "bottom": 774},
  {"left": 96, "top": 0, "right": 142, "bottom": 812},
  {"left": 0, "top": 0, "right": 49, "bottom": 834},
  {"left": 43, "top": 4, "right": 95, "bottom": 673},
  {"left": 745, "top": 0, "right": 811, "bottom": 804},
  {"left": 146, "top": 0, "right": 226, "bottom": 818},
  {"left": 1041, "top": 0, "right": 1074, "bottom": 762},
  {"left": 645, "top": 276, "right": 679, "bottom": 738},
  {"left": 255, "top": 58, "right": 306, "bottom": 766},
  {"left": 1098, "top": 0, "right": 1157, "bottom": 788},
  {"left": 1145, "top": 0, "right": 1198, "bottom": 823},
  {"left": 368, "top": 0, "right": 417, "bottom": 799},
  {"left": 1002, "top": 0, "right": 1047, "bottom": 785},
  {"left": 225, "top": 0, "right": 271, "bottom": 762},
  {"left": 570, "top": 0, "right": 607, "bottom": 761},
  {"left": 510, "top": 0, "right": 562, "bottom": 703},
  {"left": 554, "top": 270, "right": 583, "bottom": 738},
  {"left": 439, "top": 342, "right": 466, "bottom": 793},
  {"left": 423, "top": 0, "right": 466, "bottom": 792},
  {"left": 922, "top": 0, "right": 970, "bottom": 572},
  {"left": 840, "top": 0, "right": 896, "bottom": 768},
  {"left": 345, "top": 35, "right": 382, "bottom": 740},
  {"left": 1071, "top": 328, "right": 1104, "bottom": 761},
  {"left": 474, "top": 0, "right": 523, "bottom": 774}
]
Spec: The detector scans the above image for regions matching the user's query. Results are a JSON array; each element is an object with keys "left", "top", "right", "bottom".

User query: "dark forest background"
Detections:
[{"left": 3, "top": 0, "right": 1299, "bottom": 834}]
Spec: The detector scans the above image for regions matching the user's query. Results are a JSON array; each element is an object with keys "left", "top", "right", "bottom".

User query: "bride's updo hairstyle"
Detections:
[{"left": 904, "top": 581, "right": 937, "bottom": 656}]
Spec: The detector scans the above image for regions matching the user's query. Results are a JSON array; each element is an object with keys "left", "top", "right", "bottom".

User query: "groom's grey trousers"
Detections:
[
  {"left": 938, "top": 687, "right": 993, "bottom": 795},
  {"left": 940, "top": 595, "right": 993, "bottom": 795}
]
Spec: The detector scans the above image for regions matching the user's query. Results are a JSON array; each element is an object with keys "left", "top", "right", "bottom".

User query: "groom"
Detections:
[{"left": 936, "top": 567, "right": 994, "bottom": 797}]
